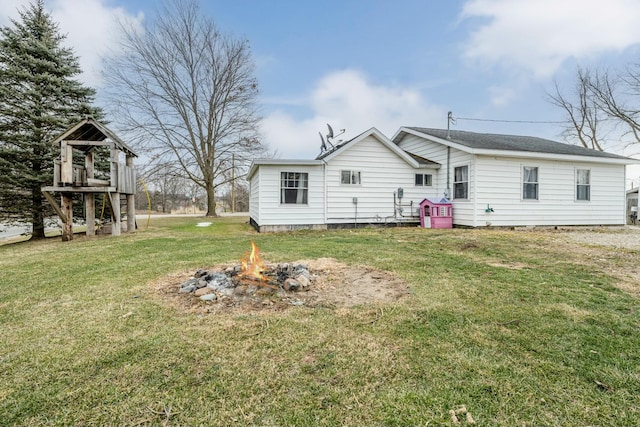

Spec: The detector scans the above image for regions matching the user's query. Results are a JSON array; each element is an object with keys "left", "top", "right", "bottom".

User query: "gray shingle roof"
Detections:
[{"left": 406, "top": 127, "right": 631, "bottom": 160}]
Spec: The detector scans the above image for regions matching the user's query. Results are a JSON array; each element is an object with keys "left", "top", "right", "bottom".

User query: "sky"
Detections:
[{"left": 3, "top": 0, "right": 640, "bottom": 178}]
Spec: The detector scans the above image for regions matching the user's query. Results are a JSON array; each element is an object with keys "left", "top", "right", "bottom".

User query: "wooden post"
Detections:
[
  {"left": 60, "top": 141, "right": 74, "bottom": 184},
  {"left": 61, "top": 194, "right": 73, "bottom": 241},
  {"left": 85, "top": 152, "right": 95, "bottom": 236},
  {"left": 110, "top": 193, "right": 121, "bottom": 236},
  {"left": 126, "top": 156, "right": 136, "bottom": 232}
]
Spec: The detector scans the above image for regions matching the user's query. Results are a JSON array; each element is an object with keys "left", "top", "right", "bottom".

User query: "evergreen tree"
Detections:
[{"left": 0, "top": 0, "right": 101, "bottom": 239}]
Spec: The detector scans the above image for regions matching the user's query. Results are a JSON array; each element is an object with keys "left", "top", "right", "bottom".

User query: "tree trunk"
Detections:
[
  {"left": 205, "top": 182, "right": 217, "bottom": 217},
  {"left": 31, "top": 186, "right": 45, "bottom": 240}
]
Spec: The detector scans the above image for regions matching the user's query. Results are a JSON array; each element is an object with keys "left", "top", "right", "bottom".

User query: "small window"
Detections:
[
  {"left": 280, "top": 172, "right": 308, "bottom": 204},
  {"left": 576, "top": 169, "right": 590, "bottom": 201},
  {"left": 415, "top": 173, "right": 432, "bottom": 186},
  {"left": 523, "top": 166, "right": 538, "bottom": 200},
  {"left": 341, "top": 170, "right": 361, "bottom": 185},
  {"left": 453, "top": 165, "right": 468, "bottom": 199}
]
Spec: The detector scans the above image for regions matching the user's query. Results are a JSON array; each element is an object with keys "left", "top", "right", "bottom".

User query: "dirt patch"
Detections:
[{"left": 150, "top": 257, "right": 410, "bottom": 315}]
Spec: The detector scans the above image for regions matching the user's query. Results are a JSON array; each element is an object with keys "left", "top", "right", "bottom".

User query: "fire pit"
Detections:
[
  {"left": 177, "top": 241, "right": 313, "bottom": 303},
  {"left": 154, "top": 241, "right": 411, "bottom": 314}
]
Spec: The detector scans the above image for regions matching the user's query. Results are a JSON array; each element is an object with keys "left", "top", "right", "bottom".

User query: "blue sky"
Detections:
[{"left": 3, "top": 0, "right": 640, "bottom": 167}]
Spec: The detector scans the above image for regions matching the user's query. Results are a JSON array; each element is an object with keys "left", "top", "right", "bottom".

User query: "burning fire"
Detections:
[{"left": 240, "top": 240, "right": 265, "bottom": 280}]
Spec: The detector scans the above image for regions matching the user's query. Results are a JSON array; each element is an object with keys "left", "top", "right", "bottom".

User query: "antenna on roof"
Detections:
[{"left": 447, "top": 111, "right": 456, "bottom": 139}]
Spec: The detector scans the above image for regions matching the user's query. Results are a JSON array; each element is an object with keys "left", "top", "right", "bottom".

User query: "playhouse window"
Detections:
[
  {"left": 576, "top": 169, "right": 590, "bottom": 201},
  {"left": 341, "top": 170, "right": 361, "bottom": 185},
  {"left": 523, "top": 166, "right": 538, "bottom": 200},
  {"left": 415, "top": 173, "right": 432, "bottom": 186},
  {"left": 453, "top": 166, "right": 468, "bottom": 199},
  {"left": 280, "top": 172, "right": 308, "bottom": 204}
]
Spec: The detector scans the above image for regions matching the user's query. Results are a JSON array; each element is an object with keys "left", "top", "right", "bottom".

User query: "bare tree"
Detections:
[
  {"left": 588, "top": 68, "right": 640, "bottom": 144},
  {"left": 104, "top": 0, "right": 263, "bottom": 217},
  {"left": 549, "top": 68, "right": 604, "bottom": 150},
  {"left": 551, "top": 65, "right": 640, "bottom": 152}
]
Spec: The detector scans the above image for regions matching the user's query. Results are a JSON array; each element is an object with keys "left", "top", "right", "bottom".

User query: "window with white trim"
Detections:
[
  {"left": 453, "top": 165, "right": 468, "bottom": 199},
  {"left": 576, "top": 169, "right": 590, "bottom": 201},
  {"left": 523, "top": 166, "right": 539, "bottom": 200},
  {"left": 415, "top": 173, "right": 432, "bottom": 186},
  {"left": 280, "top": 172, "right": 308, "bottom": 204},
  {"left": 340, "top": 170, "right": 361, "bottom": 185}
]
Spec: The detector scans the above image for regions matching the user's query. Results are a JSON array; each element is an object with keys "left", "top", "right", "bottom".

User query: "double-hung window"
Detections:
[
  {"left": 523, "top": 166, "right": 539, "bottom": 200},
  {"left": 341, "top": 170, "right": 361, "bottom": 185},
  {"left": 576, "top": 169, "right": 590, "bottom": 201},
  {"left": 415, "top": 173, "right": 432, "bottom": 186},
  {"left": 453, "top": 165, "right": 468, "bottom": 199},
  {"left": 280, "top": 172, "right": 308, "bottom": 204}
]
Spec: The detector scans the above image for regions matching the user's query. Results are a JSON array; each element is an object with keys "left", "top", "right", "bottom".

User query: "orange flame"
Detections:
[{"left": 240, "top": 240, "right": 265, "bottom": 280}]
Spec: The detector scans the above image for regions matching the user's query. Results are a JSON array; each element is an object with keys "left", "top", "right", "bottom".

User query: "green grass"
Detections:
[{"left": 1, "top": 217, "right": 639, "bottom": 426}]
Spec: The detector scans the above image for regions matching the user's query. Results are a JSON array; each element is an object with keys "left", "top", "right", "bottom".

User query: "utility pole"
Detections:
[{"left": 231, "top": 153, "right": 235, "bottom": 213}]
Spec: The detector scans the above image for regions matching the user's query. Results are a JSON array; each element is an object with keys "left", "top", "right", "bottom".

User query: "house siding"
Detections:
[
  {"left": 397, "top": 134, "right": 475, "bottom": 226},
  {"left": 325, "top": 134, "right": 438, "bottom": 223},
  {"left": 254, "top": 164, "right": 325, "bottom": 226},
  {"left": 249, "top": 169, "right": 260, "bottom": 224},
  {"left": 474, "top": 156, "right": 626, "bottom": 226}
]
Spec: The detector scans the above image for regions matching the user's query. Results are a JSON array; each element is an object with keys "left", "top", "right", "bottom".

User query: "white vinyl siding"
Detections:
[
  {"left": 326, "top": 134, "right": 434, "bottom": 222},
  {"left": 253, "top": 164, "right": 325, "bottom": 226},
  {"left": 249, "top": 169, "right": 260, "bottom": 223},
  {"left": 474, "top": 155, "right": 625, "bottom": 226},
  {"left": 397, "top": 133, "right": 475, "bottom": 226}
]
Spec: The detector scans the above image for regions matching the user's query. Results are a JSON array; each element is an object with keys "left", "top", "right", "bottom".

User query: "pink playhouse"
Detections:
[{"left": 420, "top": 198, "right": 453, "bottom": 229}]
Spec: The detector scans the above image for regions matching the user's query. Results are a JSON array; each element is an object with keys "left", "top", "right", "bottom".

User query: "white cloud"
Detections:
[
  {"left": 0, "top": 0, "right": 143, "bottom": 88},
  {"left": 461, "top": 0, "right": 640, "bottom": 77},
  {"left": 261, "top": 69, "right": 444, "bottom": 159}
]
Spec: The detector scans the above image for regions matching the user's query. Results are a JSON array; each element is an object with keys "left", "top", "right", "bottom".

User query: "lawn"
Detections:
[{"left": 0, "top": 216, "right": 638, "bottom": 426}]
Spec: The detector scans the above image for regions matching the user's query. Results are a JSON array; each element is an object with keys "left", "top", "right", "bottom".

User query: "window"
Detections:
[
  {"left": 523, "top": 166, "right": 539, "bottom": 200},
  {"left": 576, "top": 169, "right": 590, "bottom": 201},
  {"left": 453, "top": 165, "right": 468, "bottom": 199},
  {"left": 280, "top": 172, "right": 308, "bottom": 204},
  {"left": 415, "top": 173, "right": 433, "bottom": 186},
  {"left": 341, "top": 170, "right": 361, "bottom": 185}
]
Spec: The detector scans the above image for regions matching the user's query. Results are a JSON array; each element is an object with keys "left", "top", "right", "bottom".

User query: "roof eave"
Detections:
[
  {"left": 247, "top": 159, "right": 324, "bottom": 180},
  {"left": 473, "top": 149, "right": 636, "bottom": 164}
]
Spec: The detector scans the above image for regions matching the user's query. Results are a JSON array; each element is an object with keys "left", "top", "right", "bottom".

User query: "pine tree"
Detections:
[{"left": 0, "top": 0, "right": 101, "bottom": 239}]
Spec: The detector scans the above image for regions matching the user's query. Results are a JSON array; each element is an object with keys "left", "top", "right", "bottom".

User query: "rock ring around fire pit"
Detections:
[{"left": 151, "top": 258, "right": 411, "bottom": 314}]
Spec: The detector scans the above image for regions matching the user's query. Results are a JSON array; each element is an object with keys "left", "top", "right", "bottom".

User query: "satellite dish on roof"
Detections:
[
  {"left": 327, "top": 124, "right": 334, "bottom": 139},
  {"left": 319, "top": 132, "right": 327, "bottom": 152}
]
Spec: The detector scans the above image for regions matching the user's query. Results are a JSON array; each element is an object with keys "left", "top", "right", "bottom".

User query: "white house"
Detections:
[{"left": 247, "top": 127, "right": 635, "bottom": 231}]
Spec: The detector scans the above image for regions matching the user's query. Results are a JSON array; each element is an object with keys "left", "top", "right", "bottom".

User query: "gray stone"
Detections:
[
  {"left": 179, "top": 284, "right": 196, "bottom": 293},
  {"left": 218, "top": 287, "right": 235, "bottom": 297},
  {"left": 179, "top": 278, "right": 198, "bottom": 288},
  {"left": 199, "top": 293, "right": 217, "bottom": 301},
  {"left": 283, "top": 278, "right": 301, "bottom": 292},
  {"left": 194, "top": 269, "right": 209, "bottom": 278},
  {"left": 195, "top": 279, "right": 208, "bottom": 289},
  {"left": 294, "top": 274, "right": 310, "bottom": 288},
  {"left": 194, "top": 287, "right": 213, "bottom": 297}
]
